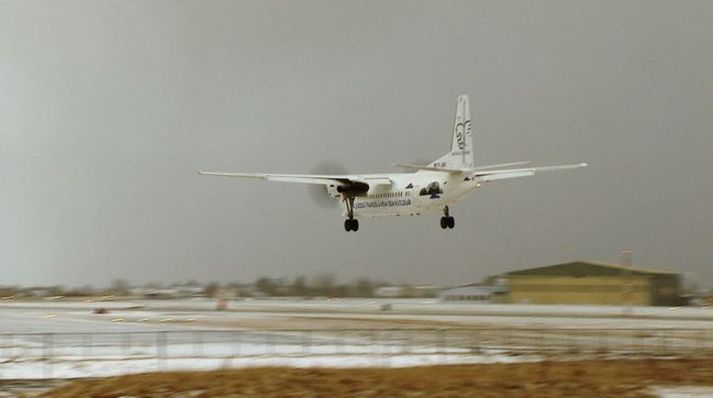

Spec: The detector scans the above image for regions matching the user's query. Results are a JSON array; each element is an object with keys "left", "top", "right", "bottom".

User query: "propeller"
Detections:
[
  {"left": 308, "top": 161, "right": 349, "bottom": 209},
  {"left": 307, "top": 158, "right": 433, "bottom": 208}
]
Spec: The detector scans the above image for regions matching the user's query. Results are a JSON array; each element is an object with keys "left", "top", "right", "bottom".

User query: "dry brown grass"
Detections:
[{"left": 37, "top": 358, "right": 713, "bottom": 397}]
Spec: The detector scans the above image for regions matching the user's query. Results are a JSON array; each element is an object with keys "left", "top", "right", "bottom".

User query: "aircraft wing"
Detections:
[
  {"left": 392, "top": 161, "right": 532, "bottom": 174},
  {"left": 198, "top": 171, "right": 392, "bottom": 187},
  {"left": 392, "top": 164, "right": 464, "bottom": 173},
  {"left": 473, "top": 163, "right": 587, "bottom": 182}
]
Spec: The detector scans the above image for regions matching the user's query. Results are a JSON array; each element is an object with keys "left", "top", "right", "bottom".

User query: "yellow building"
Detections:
[{"left": 504, "top": 261, "right": 681, "bottom": 306}]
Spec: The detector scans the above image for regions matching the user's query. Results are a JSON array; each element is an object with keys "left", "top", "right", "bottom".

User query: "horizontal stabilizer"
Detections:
[
  {"left": 394, "top": 161, "right": 533, "bottom": 174},
  {"left": 471, "top": 161, "right": 531, "bottom": 171},
  {"left": 392, "top": 164, "right": 464, "bottom": 173},
  {"left": 473, "top": 163, "right": 587, "bottom": 182}
]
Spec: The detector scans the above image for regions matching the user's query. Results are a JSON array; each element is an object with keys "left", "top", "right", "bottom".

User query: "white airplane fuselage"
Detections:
[{"left": 329, "top": 171, "right": 476, "bottom": 218}]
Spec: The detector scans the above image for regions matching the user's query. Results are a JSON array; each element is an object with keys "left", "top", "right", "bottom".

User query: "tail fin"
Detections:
[{"left": 431, "top": 95, "right": 474, "bottom": 169}]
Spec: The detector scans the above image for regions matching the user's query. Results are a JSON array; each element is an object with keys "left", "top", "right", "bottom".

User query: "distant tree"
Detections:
[
  {"left": 292, "top": 275, "right": 308, "bottom": 296},
  {"left": 354, "top": 278, "right": 375, "bottom": 297},
  {"left": 80, "top": 285, "right": 96, "bottom": 296},
  {"left": 0, "top": 286, "right": 18, "bottom": 297},
  {"left": 255, "top": 277, "right": 277, "bottom": 296},
  {"left": 204, "top": 282, "right": 221, "bottom": 298},
  {"left": 63, "top": 287, "right": 84, "bottom": 297},
  {"left": 312, "top": 273, "right": 336, "bottom": 297},
  {"left": 48, "top": 286, "right": 65, "bottom": 296},
  {"left": 333, "top": 284, "right": 349, "bottom": 298},
  {"left": 111, "top": 279, "right": 130, "bottom": 296}
]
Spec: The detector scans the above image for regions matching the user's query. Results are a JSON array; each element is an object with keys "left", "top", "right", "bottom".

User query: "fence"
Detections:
[{"left": 2, "top": 328, "right": 713, "bottom": 379}]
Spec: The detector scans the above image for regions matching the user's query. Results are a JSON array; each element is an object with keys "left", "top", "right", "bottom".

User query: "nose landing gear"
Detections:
[{"left": 440, "top": 206, "right": 455, "bottom": 229}]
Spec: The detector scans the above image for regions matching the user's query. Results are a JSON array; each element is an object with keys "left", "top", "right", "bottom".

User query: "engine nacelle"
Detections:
[{"left": 336, "top": 182, "right": 370, "bottom": 197}]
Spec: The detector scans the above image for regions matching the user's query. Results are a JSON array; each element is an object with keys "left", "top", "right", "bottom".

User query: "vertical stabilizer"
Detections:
[{"left": 431, "top": 95, "right": 474, "bottom": 169}]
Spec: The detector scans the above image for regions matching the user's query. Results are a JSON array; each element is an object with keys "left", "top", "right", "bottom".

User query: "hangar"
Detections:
[{"left": 503, "top": 261, "right": 681, "bottom": 306}]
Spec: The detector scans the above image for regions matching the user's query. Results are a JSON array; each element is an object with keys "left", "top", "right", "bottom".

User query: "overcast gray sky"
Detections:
[{"left": 1, "top": 1, "right": 712, "bottom": 288}]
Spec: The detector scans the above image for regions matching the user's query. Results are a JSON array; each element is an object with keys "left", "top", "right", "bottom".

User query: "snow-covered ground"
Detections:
[
  {"left": 0, "top": 337, "right": 528, "bottom": 379},
  {"left": 0, "top": 326, "right": 532, "bottom": 379},
  {"left": 650, "top": 386, "right": 713, "bottom": 398},
  {"left": 1, "top": 354, "right": 533, "bottom": 380},
  {"left": 1, "top": 298, "right": 713, "bottom": 379}
]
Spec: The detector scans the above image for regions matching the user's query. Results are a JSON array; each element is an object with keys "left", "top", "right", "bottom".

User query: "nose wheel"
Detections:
[
  {"left": 343, "top": 196, "right": 359, "bottom": 232},
  {"left": 440, "top": 206, "right": 455, "bottom": 229}
]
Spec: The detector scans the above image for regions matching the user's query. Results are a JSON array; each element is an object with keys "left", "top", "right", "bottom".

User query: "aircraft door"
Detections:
[
  {"left": 412, "top": 185, "right": 428, "bottom": 210},
  {"left": 415, "top": 181, "right": 444, "bottom": 211}
]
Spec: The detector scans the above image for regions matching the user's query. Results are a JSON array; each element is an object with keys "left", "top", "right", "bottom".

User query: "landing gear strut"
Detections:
[
  {"left": 343, "top": 196, "right": 359, "bottom": 232},
  {"left": 440, "top": 206, "right": 455, "bottom": 229}
]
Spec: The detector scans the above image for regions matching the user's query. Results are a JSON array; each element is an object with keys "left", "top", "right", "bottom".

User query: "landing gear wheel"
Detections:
[
  {"left": 441, "top": 206, "right": 455, "bottom": 229},
  {"left": 344, "top": 218, "right": 360, "bottom": 232},
  {"left": 342, "top": 195, "right": 360, "bottom": 232}
]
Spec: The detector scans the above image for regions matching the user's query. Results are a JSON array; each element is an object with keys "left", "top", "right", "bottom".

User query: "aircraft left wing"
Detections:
[
  {"left": 472, "top": 163, "right": 587, "bottom": 182},
  {"left": 198, "top": 171, "right": 392, "bottom": 187}
]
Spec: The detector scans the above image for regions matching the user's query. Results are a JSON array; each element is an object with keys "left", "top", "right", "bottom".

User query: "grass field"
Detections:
[{"left": 33, "top": 358, "right": 713, "bottom": 397}]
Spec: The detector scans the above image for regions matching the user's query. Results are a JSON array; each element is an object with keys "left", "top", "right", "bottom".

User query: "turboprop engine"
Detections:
[{"left": 336, "top": 181, "right": 369, "bottom": 197}]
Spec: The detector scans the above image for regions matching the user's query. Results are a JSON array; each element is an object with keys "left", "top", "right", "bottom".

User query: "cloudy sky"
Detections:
[{"left": 1, "top": 1, "right": 712, "bottom": 288}]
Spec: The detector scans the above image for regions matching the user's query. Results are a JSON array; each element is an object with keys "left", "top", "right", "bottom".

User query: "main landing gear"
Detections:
[
  {"left": 440, "top": 206, "right": 455, "bottom": 229},
  {"left": 344, "top": 218, "right": 359, "bottom": 232},
  {"left": 343, "top": 196, "right": 359, "bottom": 232}
]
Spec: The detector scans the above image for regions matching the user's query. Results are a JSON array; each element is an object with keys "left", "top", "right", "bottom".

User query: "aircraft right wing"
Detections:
[{"left": 472, "top": 163, "right": 587, "bottom": 182}]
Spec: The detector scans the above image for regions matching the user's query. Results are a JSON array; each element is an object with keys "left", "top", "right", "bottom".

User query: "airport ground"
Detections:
[
  {"left": 24, "top": 358, "right": 713, "bottom": 397},
  {"left": 2, "top": 298, "right": 713, "bottom": 397},
  {"left": 3, "top": 297, "right": 713, "bottom": 333}
]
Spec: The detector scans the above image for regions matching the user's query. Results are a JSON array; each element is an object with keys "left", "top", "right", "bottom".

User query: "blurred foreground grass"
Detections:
[{"left": 34, "top": 358, "right": 713, "bottom": 397}]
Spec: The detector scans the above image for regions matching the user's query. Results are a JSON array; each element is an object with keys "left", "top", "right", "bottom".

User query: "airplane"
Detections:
[{"left": 199, "top": 95, "right": 586, "bottom": 232}]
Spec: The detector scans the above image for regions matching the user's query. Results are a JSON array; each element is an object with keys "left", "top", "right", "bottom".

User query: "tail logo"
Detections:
[{"left": 455, "top": 120, "right": 471, "bottom": 151}]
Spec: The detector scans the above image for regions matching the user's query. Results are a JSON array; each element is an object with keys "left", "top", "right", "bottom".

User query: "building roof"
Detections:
[{"left": 505, "top": 261, "right": 678, "bottom": 277}]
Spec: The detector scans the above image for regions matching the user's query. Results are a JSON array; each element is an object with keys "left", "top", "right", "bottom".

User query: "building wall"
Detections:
[
  {"left": 507, "top": 276, "right": 653, "bottom": 305},
  {"left": 649, "top": 274, "right": 682, "bottom": 306}
]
